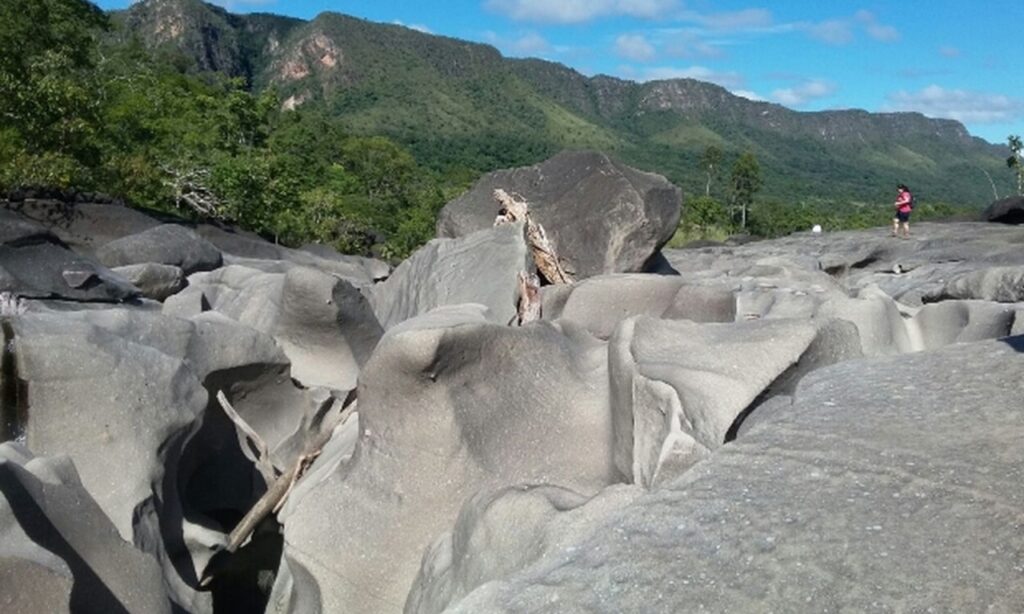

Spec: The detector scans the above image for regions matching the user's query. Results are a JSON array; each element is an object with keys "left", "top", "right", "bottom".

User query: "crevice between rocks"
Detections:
[{"left": 0, "top": 319, "right": 27, "bottom": 443}]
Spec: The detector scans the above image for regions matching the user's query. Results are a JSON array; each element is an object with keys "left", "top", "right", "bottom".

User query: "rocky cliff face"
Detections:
[{"left": 111, "top": 0, "right": 1009, "bottom": 205}]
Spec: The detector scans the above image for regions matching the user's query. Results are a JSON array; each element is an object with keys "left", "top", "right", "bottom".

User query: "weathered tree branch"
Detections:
[
  {"left": 512, "top": 271, "right": 541, "bottom": 326},
  {"left": 220, "top": 393, "right": 357, "bottom": 556},
  {"left": 216, "top": 391, "right": 280, "bottom": 488},
  {"left": 160, "top": 164, "right": 222, "bottom": 217},
  {"left": 493, "top": 189, "right": 574, "bottom": 285}
]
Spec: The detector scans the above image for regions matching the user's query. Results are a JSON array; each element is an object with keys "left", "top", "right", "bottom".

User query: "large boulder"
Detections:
[
  {"left": 196, "top": 224, "right": 389, "bottom": 284},
  {"left": 111, "top": 263, "right": 186, "bottom": 301},
  {"left": 609, "top": 315, "right": 861, "bottom": 487},
  {"left": 166, "top": 265, "right": 383, "bottom": 390},
  {"left": 981, "top": 195, "right": 1024, "bottom": 224},
  {"left": 275, "top": 307, "right": 617, "bottom": 613},
  {"left": 0, "top": 443, "right": 172, "bottom": 614},
  {"left": 1, "top": 199, "right": 162, "bottom": 255},
  {"left": 437, "top": 151, "right": 681, "bottom": 279},
  {"left": 10, "top": 308, "right": 328, "bottom": 612},
  {"left": 0, "top": 241, "right": 139, "bottom": 303},
  {"left": 97, "top": 224, "right": 223, "bottom": 275},
  {"left": 369, "top": 223, "right": 529, "bottom": 329},
  {"left": 443, "top": 336, "right": 1024, "bottom": 612},
  {"left": 922, "top": 265, "right": 1024, "bottom": 303},
  {"left": 406, "top": 483, "right": 643, "bottom": 614}
]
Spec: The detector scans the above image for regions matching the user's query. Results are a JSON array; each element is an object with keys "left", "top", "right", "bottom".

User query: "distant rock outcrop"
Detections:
[
  {"left": 437, "top": 151, "right": 681, "bottom": 279},
  {"left": 982, "top": 195, "right": 1024, "bottom": 224}
]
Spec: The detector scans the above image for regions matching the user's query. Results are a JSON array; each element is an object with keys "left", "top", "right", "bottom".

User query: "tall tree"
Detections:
[
  {"left": 730, "top": 151, "right": 762, "bottom": 230},
  {"left": 0, "top": 0, "right": 107, "bottom": 164},
  {"left": 699, "top": 145, "right": 723, "bottom": 197},
  {"left": 1008, "top": 135, "right": 1023, "bottom": 196}
]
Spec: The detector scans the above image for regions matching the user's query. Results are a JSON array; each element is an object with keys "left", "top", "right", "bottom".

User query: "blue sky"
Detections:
[{"left": 98, "top": 0, "right": 1024, "bottom": 145}]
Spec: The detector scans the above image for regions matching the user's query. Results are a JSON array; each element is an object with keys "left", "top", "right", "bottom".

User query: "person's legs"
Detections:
[
  {"left": 892, "top": 216, "right": 899, "bottom": 236},
  {"left": 901, "top": 220, "right": 910, "bottom": 238}
]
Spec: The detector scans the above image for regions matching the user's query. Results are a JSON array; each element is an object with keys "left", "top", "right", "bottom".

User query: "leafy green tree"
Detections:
[
  {"left": 699, "top": 145, "right": 723, "bottom": 198},
  {"left": 1008, "top": 135, "right": 1023, "bottom": 196},
  {"left": 729, "top": 151, "right": 762, "bottom": 230},
  {"left": 685, "top": 195, "right": 728, "bottom": 233},
  {"left": 0, "top": 0, "right": 108, "bottom": 186}
]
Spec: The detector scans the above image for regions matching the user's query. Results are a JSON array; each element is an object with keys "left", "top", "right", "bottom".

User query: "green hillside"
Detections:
[{"left": 1, "top": 0, "right": 1015, "bottom": 261}]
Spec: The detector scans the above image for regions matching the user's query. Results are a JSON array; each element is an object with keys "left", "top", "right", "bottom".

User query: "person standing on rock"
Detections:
[{"left": 892, "top": 183, "right": 913, "bottom": 238}]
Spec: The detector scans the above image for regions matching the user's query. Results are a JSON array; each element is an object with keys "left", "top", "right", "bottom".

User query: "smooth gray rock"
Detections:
[
  {"left": 406, "top": 484, "right": 643, "bottom": 614},
  {"left": 542, "top": 275, "right": 735, "bottom": 339},
  {"left": 278, "top": 310, "right": 616, "bottom": 614},
  {"left": 981, "top": 195, "right": 1024, "bottom": 224},
  {"left": 196, "top": 224, "right": 387, "bottom": 284},
  {"left": 168, "top": 265, "right": 382, "bottom": 390},
  {"left": 111, "top": 263, "right": 186, "bottom": 301},
  {"left": 1, "top": 199, "right": 161, "bottom": 255},
  {"left": 0, "top": 241, "right": 139, "bottom": 302},
  {"left": 819, "top": 288, "right": 1018, "bottom": 355},
  {"left": 438, "top": 151, "right": 681, "bottom": 279},
  {"left": 608, "top": 315, "right": 859, "bottom": 487},
  {"left": 923, "top": 265, "right": 1024, "bottom": 303},
  {"left": 446, "top": 337, "right": 1024, "bottom": 613},
  {"left": 10, "top": 308, "right": 321, "bottom": 613},
  {"left": 0, "top": 208, "right": 57, "bottom": 245},
  {"left": 97, "top": 224, "right": 223, "bottom": 275},
  {"left": 369, "top": 222, "right": 529, "bottom": 329},
  {"left": 0, "top": 443, "right": 172, "bottom": 614}
]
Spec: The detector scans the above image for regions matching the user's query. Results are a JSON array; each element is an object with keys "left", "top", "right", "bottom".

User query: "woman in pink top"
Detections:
[{"left": 892, "top": 183, "right": 913, "bottom": 238}]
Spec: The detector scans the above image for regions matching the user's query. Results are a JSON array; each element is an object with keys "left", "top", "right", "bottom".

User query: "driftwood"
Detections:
[
  {"left": 511, "top": 271, "right": 541, "bottom": 326},
  {"left": 213, "top": 390, "right": 357, "bottom": 560},
  {"left": 216, "top": 391, "right": 279, "bottom": 488},
  {"left": 493, "top": 189, "right": 574, "bottom": 285}
]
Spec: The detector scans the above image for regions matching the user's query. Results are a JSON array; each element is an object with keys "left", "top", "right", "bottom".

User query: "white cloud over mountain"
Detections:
[{"left": 884, "top": 85, "right": 1024, "bottom": 124}]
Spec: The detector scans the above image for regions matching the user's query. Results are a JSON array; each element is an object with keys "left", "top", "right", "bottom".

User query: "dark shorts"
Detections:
[{"left": 894, "top": 210, "right": 910, "bottom": 223}]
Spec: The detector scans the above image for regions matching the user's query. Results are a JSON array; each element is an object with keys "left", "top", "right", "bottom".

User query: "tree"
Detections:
[
  {"left": 0, "top": 0, "right": 108, "bottom": 185},
  {"left": 729, "top": 151, "right": 762, "bottom": 230},
  {"left": 685, "top": 195, "right": 728, "bottom": 233},
  {"left": 699, "top": 145, "right": 723, "bottom": 198},
  {"left": 1008, "top": 135, "right": 1023, "bottom": 196}
]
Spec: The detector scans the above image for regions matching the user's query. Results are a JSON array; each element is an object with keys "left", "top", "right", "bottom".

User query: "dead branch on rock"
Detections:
[
  {"left": 220, "top": 390, "right": 357, "bottom": 556},
  {"left": 216, "top": 391, "right": 280, "bottom": 488},
  {"left": 493, "top": 189, "right": 574, "bottom": 285},
  {"left": 511, "top": 271, "right": 541, "bottom": 326}
]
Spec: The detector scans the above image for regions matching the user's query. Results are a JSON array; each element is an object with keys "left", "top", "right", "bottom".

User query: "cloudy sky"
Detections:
[{"left": 98, "top": 0, "right": 1024, "bottom": 144}]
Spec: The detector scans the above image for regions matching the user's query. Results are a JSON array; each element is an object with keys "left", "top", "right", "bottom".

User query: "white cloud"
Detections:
[
  {"left": 939, "top": 45, "right": 961, "bottom": 58},
  {"left": 731, "top": 89, "right": 766, "bottom": 102},
  {"left": 855, "top": 10, "right": 899, "bottom": 42},
  {"left": 770, "top": 79, "right": 837, "bottom": 106},
  {"left": 806, "top": 19, "right": 854, "bottom": 45},
  {"left": 484, "top": 0, "right": 678, "bottom": 24},
  {"left": 883, "top": 85, "right": 1024, "bottom": 124},
  {"left": 614, "top": 34, "right": 656, "bottom": 62},
  {"left": 663, "top": 31, "right": 724, "bottom": 59},
  {"left": 687, "top": 8, "right": 773, "bottom": 31},
  {"left": 510, "top": 32, "right": 552, "bottom": 54},
  {"left": 637, "top": 65, "right": 745, "bottom": 89},
  {"left": 392, "top": 20, "right": 432, "bottom": 34},
  {"left": 802, "top": 12, "right": 898, "bottom": 46}
]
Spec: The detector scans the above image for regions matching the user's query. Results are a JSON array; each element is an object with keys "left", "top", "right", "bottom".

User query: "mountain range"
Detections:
[{"left": 111, "top": 0, "right": 1013, "bottom": 207}]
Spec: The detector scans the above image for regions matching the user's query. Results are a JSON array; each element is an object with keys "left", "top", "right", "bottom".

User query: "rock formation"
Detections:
[{"left": 1, "top": 154, "right": 1022, "bottom": 613}]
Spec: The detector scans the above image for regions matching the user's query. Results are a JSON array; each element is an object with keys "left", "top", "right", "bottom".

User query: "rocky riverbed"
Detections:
[{"left": 1, "top": 153, "right": 1022, "bottom": 613}]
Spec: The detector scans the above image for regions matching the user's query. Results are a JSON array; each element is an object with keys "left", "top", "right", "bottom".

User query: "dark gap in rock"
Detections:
[
  {"left": 203, "top": 517, "right": 282, "bottom": 614},
  {"left": 0, "top": 320, "right": 27, "bottom": 442}
]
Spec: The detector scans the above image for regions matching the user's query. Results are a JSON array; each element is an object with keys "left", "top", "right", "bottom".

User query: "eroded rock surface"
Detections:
[
  {"left": 438, "top": 151, "right": 681, "bottom": 279},
  {"left": 441, "top": 337, "right": 1024, "bottom": 613}
]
